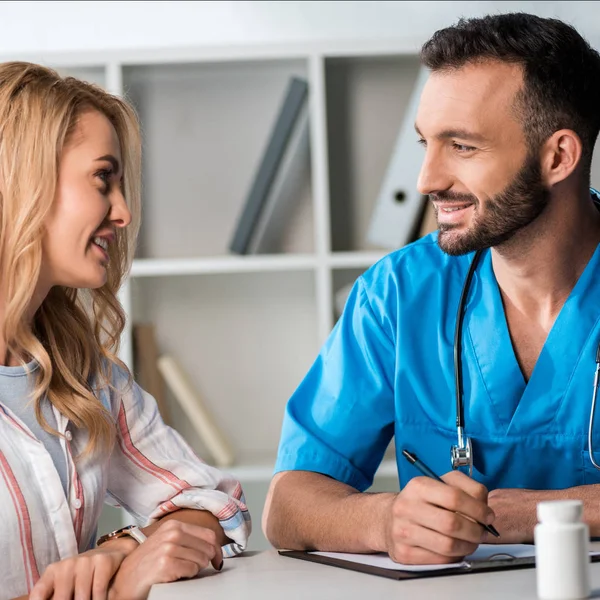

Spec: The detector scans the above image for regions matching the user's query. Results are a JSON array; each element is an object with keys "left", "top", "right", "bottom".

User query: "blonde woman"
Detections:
[{"left": 0, "top": 62, "right": 250, "bottom": 600}]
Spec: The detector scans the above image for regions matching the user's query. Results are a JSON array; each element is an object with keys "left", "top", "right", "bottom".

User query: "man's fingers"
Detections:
[
  {"left": 389, "top": 538, "right": 466, "bottom": 565},
  {"left": 403, "top": 498, "right": 485, "bottom": 544},
  {"left": 392, "top": 516, "right": 479, "bottom": 558},
  {"left": 442, "top": 470, "right": 490, "bottom": 503},
  {"left": 390, "top": 476, "right": 495, "bottom": 567},
  {"left": 411, "top": 476, "right": 494, "bottom": 526}
]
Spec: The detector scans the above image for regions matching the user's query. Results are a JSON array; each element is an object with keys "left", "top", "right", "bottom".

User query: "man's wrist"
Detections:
[{"left": 360, "top": 492, "right": 397, "bottom": 553}]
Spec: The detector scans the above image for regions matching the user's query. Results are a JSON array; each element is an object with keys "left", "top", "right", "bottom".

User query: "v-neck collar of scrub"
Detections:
[{"left": 466, "top": 239, "right": 600, "bottom": 435}]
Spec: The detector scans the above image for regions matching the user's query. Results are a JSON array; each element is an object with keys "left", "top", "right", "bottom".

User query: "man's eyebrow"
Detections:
[
  {"left": 414, "top": 123, "right": 488, "bottom": 144},
  {"left": 95, "top": 154, "right": 121, "bottom": 173}
]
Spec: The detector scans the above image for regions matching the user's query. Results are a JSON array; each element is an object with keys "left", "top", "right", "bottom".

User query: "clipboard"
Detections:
[{"left": 279, "top": 548, "right": 600, "bottom": 581}]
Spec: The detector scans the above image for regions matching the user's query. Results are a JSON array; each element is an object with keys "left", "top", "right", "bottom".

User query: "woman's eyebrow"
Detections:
[{"left": 94, "top": 154, "right": 121, "bottom": 174}]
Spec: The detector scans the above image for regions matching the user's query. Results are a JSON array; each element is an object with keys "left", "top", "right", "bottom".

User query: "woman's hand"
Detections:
[
  {"left": 29, "top": 542, "right": 133, "bottom": 600},
  {"left": 109, "top": 519, "right": 223, "bottom": 600}
]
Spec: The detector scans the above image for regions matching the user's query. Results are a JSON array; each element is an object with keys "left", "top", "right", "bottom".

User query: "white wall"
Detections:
[{"left": 0, "top": 1, "right": 599, "bottom": 57}]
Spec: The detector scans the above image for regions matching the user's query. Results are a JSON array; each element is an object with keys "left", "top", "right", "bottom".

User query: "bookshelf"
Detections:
[{"left": 17, "top": 40, "right": 426, "bottom": 549}]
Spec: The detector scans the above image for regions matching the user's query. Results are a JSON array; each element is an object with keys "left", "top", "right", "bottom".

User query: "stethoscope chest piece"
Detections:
[{"left": 450, "top": 435, "right": 473, "bottom": 477}]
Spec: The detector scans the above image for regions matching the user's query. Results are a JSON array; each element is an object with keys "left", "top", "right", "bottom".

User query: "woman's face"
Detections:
[{"left": 41, "top": 110, "right": 131, "bottom": 291}]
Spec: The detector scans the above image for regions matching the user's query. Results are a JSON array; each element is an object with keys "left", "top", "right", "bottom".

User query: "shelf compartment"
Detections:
[
  {"left": 130, "top": 270, "right": 319, "bottom": 464},
  {"left": 122, "top": 59, "right": 314, "bottom": 259},
  {"left": 325, "top": 54, "right": 421, "bottom": 252}
]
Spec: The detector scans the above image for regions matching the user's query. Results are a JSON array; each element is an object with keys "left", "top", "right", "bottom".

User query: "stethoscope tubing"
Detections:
[
  {"left": 456, "top": 249, "right": 600, "bottom": 472},
  {"left": 454, "top": 250, "right": 483, "bottom": 437}
]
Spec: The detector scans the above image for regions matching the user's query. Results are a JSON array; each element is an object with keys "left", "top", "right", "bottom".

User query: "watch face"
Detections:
[{"left": 97, "top": 525, "right": 135, "bottom": 547}]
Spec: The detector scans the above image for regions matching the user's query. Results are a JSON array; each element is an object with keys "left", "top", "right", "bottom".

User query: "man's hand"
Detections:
[
  {"left": 484, "top": 487, "right": 539, "bottom": 543},
  {"left": 383, "top": 471, "right": 495, "bottom": 564},
  {"left": 108, "top": 519, "right": 223, "bottom": 600},
  {"left": 29, "top": 543, "right": 132, "bottom": 600}
]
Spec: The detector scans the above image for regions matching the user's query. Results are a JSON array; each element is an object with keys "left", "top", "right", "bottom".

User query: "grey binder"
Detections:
[
  {"left": 366, "top": 67, "right": 429, "bottom": 249},
  {"left": 230, "top": 77, "right": 309, "bottom": 254}
]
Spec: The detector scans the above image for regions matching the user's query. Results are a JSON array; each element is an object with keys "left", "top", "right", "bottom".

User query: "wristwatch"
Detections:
[{"left": 97, "top": 524, "right": 147, "bottom": 547}]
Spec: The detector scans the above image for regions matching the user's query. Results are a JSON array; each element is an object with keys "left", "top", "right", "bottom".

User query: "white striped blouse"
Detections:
[{"left": 0, "top": 363, "right": 251, "bottom": 599}]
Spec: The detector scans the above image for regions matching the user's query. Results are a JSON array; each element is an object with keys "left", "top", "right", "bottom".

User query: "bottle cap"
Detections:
[{"left": 537, "top": 500, "right": 583, "bottom": 524}]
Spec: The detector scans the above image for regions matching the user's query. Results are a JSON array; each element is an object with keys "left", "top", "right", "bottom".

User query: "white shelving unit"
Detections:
[{"left": 14, "top": 39, "right": 425, "bottom": 549}]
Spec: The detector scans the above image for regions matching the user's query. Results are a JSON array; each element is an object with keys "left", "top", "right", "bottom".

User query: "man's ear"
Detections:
[{"left": 540, "top": 129, "right": 583, "bottom": 186}]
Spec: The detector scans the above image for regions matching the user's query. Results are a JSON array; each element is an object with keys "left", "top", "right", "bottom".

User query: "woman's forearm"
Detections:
[{"left": 99, "top": 507, "right": 229, "bottom": 559}]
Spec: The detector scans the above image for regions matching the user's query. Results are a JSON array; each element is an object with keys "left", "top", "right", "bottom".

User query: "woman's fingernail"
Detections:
[{"left": 217, "top": 560, "right": 224, "bottom": 571}]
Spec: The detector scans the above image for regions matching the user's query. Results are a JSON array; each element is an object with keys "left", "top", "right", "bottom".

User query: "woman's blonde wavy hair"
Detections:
[{"left": 0, "top": 62, "right": 141, "bottom": 456}]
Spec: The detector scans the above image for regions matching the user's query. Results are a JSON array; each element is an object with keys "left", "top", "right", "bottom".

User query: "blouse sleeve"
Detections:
[{"left": 104, "top": 368, "right": 251, "bottom": 557}]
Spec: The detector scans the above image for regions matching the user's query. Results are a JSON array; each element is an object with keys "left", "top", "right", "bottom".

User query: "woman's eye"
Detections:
[
  {"left": 417, "top": 138, "right": 427, "bottom": 147},
  {"left": 96, "top": 169, "right": 112, "bottom": 190}
]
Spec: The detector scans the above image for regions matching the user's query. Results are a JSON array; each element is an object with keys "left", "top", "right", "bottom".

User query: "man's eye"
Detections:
[{"left": 452, "top": 142, "right": 476, "bottom": 153}]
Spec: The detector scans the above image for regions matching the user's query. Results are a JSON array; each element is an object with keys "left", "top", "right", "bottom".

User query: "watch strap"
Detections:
[{"left": 97, "top": 524, "right": 147, "bottom": 547}]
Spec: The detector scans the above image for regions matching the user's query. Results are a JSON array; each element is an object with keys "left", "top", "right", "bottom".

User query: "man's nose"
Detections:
[{"left": 417, "top": 148, "right": 452, "bottom": 196}]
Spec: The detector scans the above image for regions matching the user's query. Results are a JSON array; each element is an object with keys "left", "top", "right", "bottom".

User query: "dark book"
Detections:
[{"left": 229, "top": 77, "right": 309, "bottom": 254}]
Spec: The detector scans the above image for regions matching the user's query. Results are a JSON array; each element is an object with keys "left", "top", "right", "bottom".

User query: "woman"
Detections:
[{"left": 0, "top": 62, "right": 250, "bottom": 600}]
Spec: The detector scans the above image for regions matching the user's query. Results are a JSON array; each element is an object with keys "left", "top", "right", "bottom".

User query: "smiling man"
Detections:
[{"left": 263, "top": 13, "right": 600, "bottom": 565}]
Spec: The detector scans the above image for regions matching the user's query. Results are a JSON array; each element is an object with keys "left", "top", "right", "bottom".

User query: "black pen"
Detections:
[{"left": 402, "top": 449, "right": 500, "bottom": 538}]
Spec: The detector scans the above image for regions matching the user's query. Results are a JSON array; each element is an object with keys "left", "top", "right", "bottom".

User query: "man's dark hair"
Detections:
[{"left": 421, "top": 13, "right": 600, "bottom": 181}]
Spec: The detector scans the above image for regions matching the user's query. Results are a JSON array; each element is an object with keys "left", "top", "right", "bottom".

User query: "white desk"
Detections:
[{"left": 148, "top": 549, "right": 600, "bottom": 600}]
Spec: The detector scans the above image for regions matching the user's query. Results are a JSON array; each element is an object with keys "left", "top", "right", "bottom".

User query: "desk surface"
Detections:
[{"left": 148, "top": 548, "right": 600, "bottom": 600}]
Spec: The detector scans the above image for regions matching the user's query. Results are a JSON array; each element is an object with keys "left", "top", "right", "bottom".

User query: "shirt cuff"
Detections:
[{"left": 147, "top": 487, "right": 251, "bottom": 557}]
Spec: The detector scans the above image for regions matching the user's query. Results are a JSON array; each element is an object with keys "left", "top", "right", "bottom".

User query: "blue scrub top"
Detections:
[{"left": 275, "top": 196, "right": 600, "bottom": 492}]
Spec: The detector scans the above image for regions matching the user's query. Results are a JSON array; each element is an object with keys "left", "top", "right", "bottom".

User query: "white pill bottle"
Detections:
[{"left": 534, "top": 499, "right": 590, "bottom": 599}]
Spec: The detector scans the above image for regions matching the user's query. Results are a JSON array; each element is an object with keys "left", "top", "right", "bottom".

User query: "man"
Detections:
[{"left": 262, "top": 13, "right": 600, "bottom": 565}]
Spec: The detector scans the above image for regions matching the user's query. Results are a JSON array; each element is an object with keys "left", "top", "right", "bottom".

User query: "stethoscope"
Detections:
[{"left": 451, "top": 249, "right": 600, "bottom": 474}]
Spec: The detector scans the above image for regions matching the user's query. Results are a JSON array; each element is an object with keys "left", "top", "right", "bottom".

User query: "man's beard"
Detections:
[{"left": 434, "top": 153, "right": 550, "bottom": 256}]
